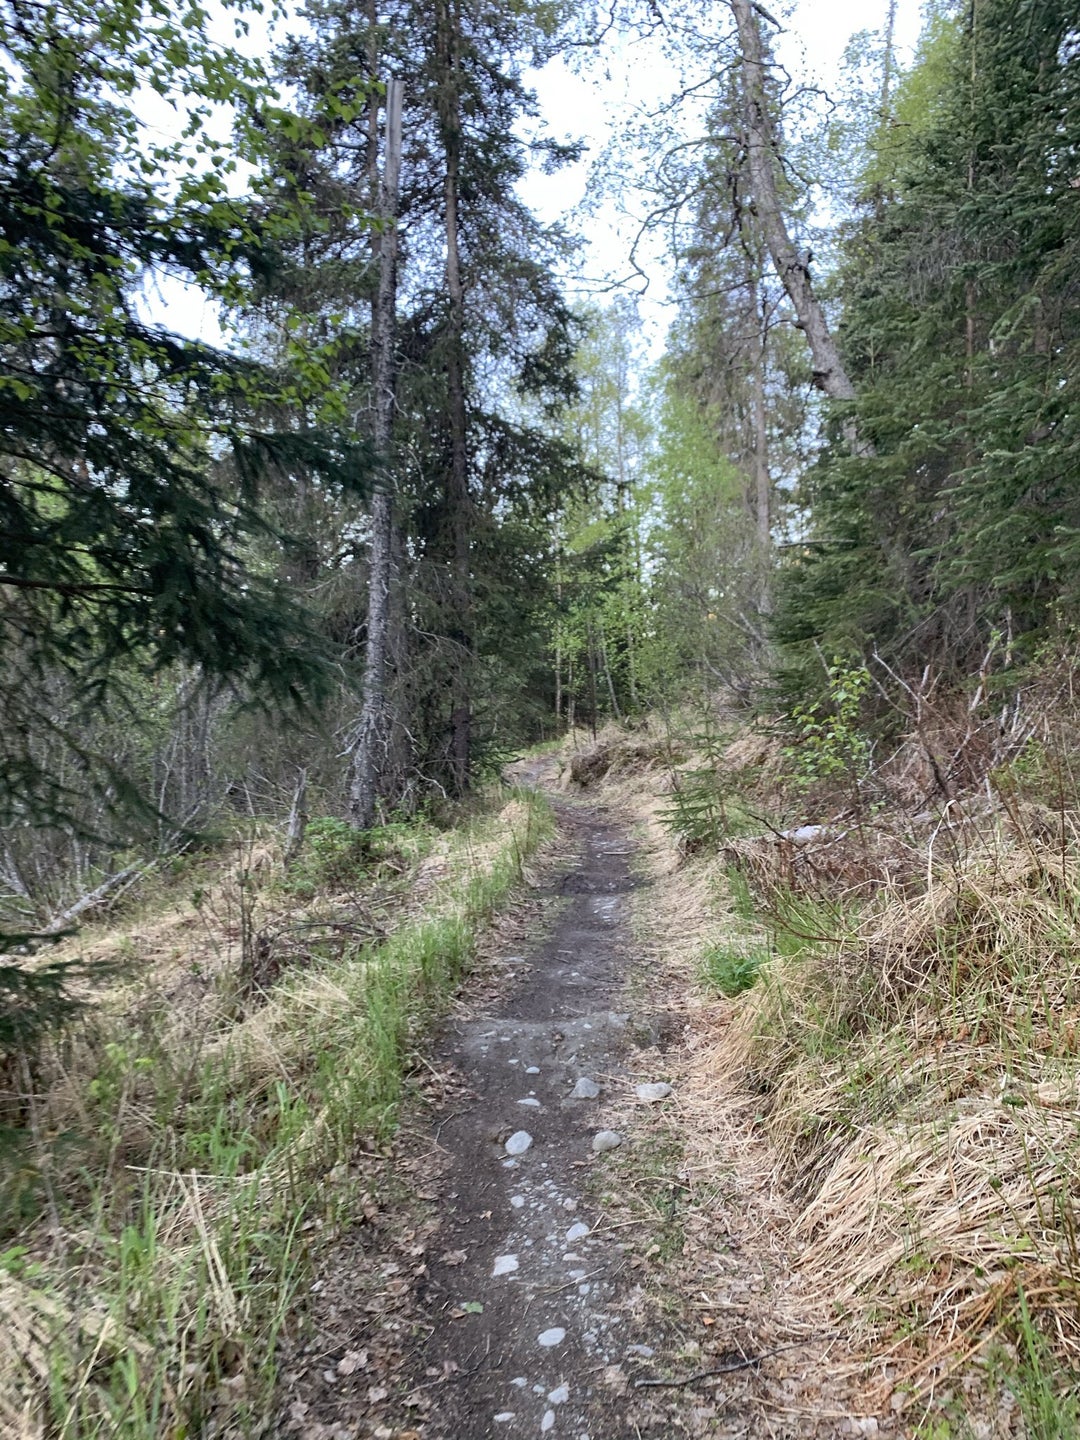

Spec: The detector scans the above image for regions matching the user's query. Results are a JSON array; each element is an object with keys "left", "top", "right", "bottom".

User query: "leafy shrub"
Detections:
[
  {"left": 784, "top": 658, "right": 872, "bottom": 791},
  {"left": 284, "top": 817, "right": 373, "bottom": 896},
  {"left": 703, "top": 942, "right": 768, "bottom": 997}
]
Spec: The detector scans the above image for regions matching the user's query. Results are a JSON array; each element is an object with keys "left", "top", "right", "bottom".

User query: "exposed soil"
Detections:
[
  {"left": 281, "top": 766, "right": 885, "bottom": 1439},
  {"left": 412, "top": 783, "right": 652, "bottom": 1439}
]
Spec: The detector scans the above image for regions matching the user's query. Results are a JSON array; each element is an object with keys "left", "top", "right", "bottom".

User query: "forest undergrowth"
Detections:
[
  {"left": 565, "top": 684, "right": 1080, "bottom": 1437},
  {"left": 0, "top": 788, "right": 551, "bottom": 1439}
]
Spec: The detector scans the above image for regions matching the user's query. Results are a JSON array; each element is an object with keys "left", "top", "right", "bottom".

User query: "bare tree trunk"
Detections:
[
  {"left": 753, "top": 287, "right": 771, "bottom": 551},
  {"left": 614, "top": 478, "right": 640, "bottom": 711},
  {"left": 436, "top": 0, "right": 472, "bottom": 796},
  {"left": 586, "top": 621, "right": 599, "bottom": 738},
  {"left": 283, "top": 767, "right": 308, "bottom": 869},
  {"left": 349, "top": 77, "right": 404, "bottom": 829},
  {"left": 729, "top": 0, "right": 857, "bottom": 405},
  {"left": 600, "top": 628, "right": 622, "bottom": 721},
  {"left": 880, "top": 0, "right": 898, "bottom": 117},
  {"left": 554, "top": 548, "right": 563, "bottom": 729}
]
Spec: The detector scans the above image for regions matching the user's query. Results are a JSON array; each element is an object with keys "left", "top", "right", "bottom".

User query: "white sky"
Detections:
[
  {"left": 521, "top": 0, "right": 924, "bottom": 355},
  {"left": 149, "top": 0, "right": 925, "bottom": 351}
]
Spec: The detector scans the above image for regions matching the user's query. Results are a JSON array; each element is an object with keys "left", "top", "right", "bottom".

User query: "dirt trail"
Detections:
[
  {"left": 285, "top": 768, "right": 870, "bottom": 1439},
  {"left": 416, "top": 777, "right": 652, "bottom": 1439}
]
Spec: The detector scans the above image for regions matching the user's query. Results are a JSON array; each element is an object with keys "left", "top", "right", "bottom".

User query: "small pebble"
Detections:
[
  {"left": 592, "top": 1129, "right": 622, "bottom": 1153},
  {"left": 626, "top": 1344, "right": 655, "bottom": 1358},
  {"left": 548, "top": 1384, "right": 570, "bottom": 1404},
  {"left": 541, "top": 1411, "right": 556, "bottom": 1433},
  {"left": 565, "top": 1222, "right": 590, "bottom": 1243},
  {"left": 511, "top": 1194, "right": 526, "bottom": 1208},
  {"left": 538, "top": 1327, "right": 566, "bottom": 1348},
  {"left": 511, "top": 1377, "right": 528, "bottom": 1388},
  {"left": 505, "top": 1130, "right": 533, "bottom": 1156},
  {"left": 518, "top": 1097, "right": 541, "bottom": 1107},
  {"left": 635, "top": 1082, "right": 672, "bottom": 1103},
  {"left": 492, "top": 1254, "right": 519, "bottom": 1277},
  {"left": 494, "top": 1414, "right": 515, "bottom": 1424},
  {"left": 526, "top": 1065, "right": 540, "bottom": 1074},
  {"left": 571, "top": 1077, "right": 600, "bottom": 1099}
]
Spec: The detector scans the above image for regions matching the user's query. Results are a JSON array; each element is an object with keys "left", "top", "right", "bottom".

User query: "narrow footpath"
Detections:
[
  {"left": 417, "top": 790, "right": 651, "bottom": 1439},
  {"left": 284, "top": 771, "right": 866, "bottom": 1439}
]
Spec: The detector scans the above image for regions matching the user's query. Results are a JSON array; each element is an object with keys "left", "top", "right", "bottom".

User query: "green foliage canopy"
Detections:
[{"left": 0, "top": 0, "right": 374, "bottom": 828}]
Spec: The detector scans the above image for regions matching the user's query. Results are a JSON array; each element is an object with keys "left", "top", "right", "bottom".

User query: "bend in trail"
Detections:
[{"left": 418, "top": 777, "right": 646, "bottom": 1439}]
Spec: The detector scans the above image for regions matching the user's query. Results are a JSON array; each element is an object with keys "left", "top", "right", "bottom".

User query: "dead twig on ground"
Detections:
[{"left": 634, "top": 1335, "right": 841, "bottom": 1389}]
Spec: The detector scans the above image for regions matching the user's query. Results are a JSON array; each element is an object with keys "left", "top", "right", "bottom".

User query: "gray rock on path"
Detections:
[
  {"left": 635, "top": 1082, "right": 672, "bottom": 1103},
  {"left": 570, "top": 1077, "right": 601, "bottom": 1099},
  {"left": 537, "top": 1327, "right": 566, "bottom": 1347},
  {"left": 505, "top": 1130, "right": 533, "bottom": 1156},
  {"left": 591, "top": 1129, "right": 622, "bottom": 1153}
]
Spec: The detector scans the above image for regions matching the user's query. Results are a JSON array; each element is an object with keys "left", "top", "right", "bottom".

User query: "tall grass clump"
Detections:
[
  {"left": 728, "top": 825, "right": 1080, "bottom": 1396},
  {"left": 0, "top": 788, "right": 551, "bottom": 1438}
]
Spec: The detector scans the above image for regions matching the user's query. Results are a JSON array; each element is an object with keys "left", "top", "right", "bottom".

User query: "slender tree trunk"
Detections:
[
  {"left": 728, "top": 0, "right": 857, "bottom": 405},
  {"left": 880, "top": 0, "right": 898, "bottom": 117},
  {"left": 964, "top": 0, "right": 978, "bottom": 389},
  {"left": 586, "top": 622, "right": 598, "bottom": 738},
  {"left": 436, "top": 0, "right": 472, "bottom": 795},
  {"left": 600, "top": 628, "right": 622, "bottom": 721},
  {"left": 753, "top": 288, "right": 770, "bottom": 551},
  {"left": 615, "top": 478, "right": 639, "bottom": 711},
  {"left": 349, "top": 77, "right": 403, "bottom": 829},
  {"left": 554, "top": 548, "right": 563, "bottom": 728}
]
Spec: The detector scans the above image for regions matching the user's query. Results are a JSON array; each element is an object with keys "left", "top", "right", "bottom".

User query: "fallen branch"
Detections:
[
  {"left": 634, "top": 1336, "right": 840, "bottom": 1389},
  {"left": 45, "top": 860, "right": 157, "bottom": 933}
]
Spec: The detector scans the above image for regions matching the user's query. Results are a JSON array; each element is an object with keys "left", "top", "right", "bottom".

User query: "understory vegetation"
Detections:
[
  {"left": 1, "top": 792, "right": 549, "bottom": 1435},
  {"left": 567, "top": 687, "right": 1080, "bottom": 1429},
  {"left": 4, "top": 0, "right": 1080, "bottom": 1432}
]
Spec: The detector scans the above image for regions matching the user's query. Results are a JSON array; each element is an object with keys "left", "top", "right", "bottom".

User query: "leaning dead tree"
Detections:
[{"left": 728, "top": 0, "right": 857, "bottom": 403}]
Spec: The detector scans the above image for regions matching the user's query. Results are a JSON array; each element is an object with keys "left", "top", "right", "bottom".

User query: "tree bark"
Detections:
[
  {"left": 349, "top": 76, "right": 404, "bottom": 829},
  {"left": 729, "top": 0, "right": 857, "bottom": 404},
  {"left": 554, "top": 545, "right": 563, "bottom": 728},
  {"left": 753, "top": 285, "right": 771, "bottom": 551},
  {"left": 436, "top": 0, "right": 473, "bottom": 796},
  {"left": 880, "top": 0, "right": 898, "bottom": 117}
]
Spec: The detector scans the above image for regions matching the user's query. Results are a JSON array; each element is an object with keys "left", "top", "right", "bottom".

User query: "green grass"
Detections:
[
  {"left": 1011, "top": 1290, "right": 1080, "bottom": 1440},
  {"left": 701, "top": 877, "right": 841, "bottom": 1000},
  {"left": 1, "top": 788, "right": 552, "bottom": 1437}
]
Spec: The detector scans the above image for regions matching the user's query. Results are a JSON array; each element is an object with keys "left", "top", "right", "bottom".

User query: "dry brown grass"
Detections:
[
  {"left": 572, "top": 710, "right": 1080, "bottom": 1418},
  {"left": 730, "top": 849, "right": 1080, "bottom": 1373},
  {"left": 1, "top": 793, "right": 550, "bottom": 1438},
  {"left": 563, "top": 719, "right": 682, "bottom": 789}
]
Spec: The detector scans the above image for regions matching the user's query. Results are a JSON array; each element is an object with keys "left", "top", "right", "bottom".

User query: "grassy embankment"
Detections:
[
  {"left": 566, "top": 708, "right": 1080, "bottom": 1436},
  {"left": 1, "top": 788, "right": 551, "bottom": 1438}
]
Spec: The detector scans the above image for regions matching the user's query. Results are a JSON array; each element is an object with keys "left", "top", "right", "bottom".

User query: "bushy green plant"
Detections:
[
  {"left": 283, "top": 816, "right": 372, "bottom": 896},
  {"left": 703, "top": 942, "right": 768, "bottom": 997},
  {"left": 659, "top": 721, "right": 754, "bottom": 851},
  {"left": 784, "top": 659, "right": 872, "bottom": 791}
]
